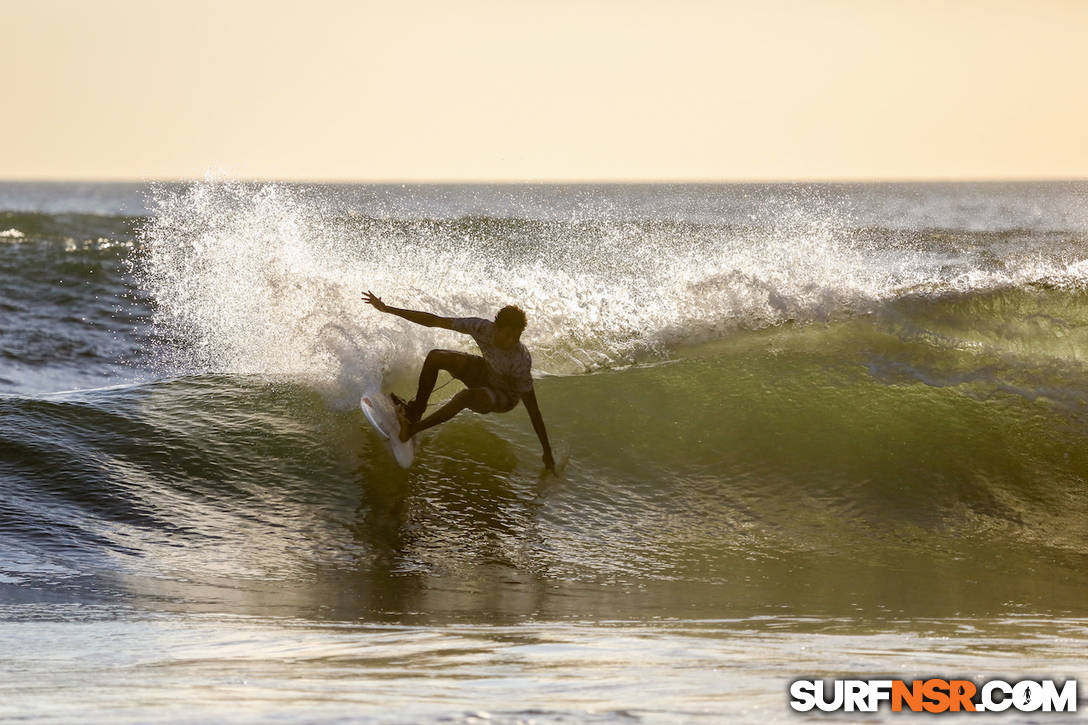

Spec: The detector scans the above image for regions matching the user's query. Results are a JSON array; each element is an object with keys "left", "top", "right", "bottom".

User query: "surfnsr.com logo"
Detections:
[{"left": 789, "top": 678, "right": 1078, "bottom": 713}]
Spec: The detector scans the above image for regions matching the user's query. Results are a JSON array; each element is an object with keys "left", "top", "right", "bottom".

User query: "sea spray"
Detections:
[{"left": 132, "top": 179, "right": 1086, "bottom": 395}]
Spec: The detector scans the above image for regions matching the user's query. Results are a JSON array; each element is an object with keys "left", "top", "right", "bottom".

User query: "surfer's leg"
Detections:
[
  {"left": 408, "top": 349, "right": 474, "bottom": 422},
  {"left": 400, "top": 387, "right": 494, "bottom": 441}
]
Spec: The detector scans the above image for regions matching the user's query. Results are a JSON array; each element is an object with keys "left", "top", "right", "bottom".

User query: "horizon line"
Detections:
[{"left": 2, "top": 175, "right": 1087, "bottom": 186}]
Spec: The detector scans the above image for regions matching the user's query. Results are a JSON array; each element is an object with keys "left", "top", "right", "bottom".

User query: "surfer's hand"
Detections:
[
  {"left": 542, "top": 448, "right": 555, "bottom": 473},
  {"left": 362, "top": 290, "right": 388, "bottom": 312}
]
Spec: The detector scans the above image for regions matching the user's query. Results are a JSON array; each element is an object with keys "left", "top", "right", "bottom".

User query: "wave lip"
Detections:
[{"left": 128, "top": 180, "right": 1088, "bottom": 386}]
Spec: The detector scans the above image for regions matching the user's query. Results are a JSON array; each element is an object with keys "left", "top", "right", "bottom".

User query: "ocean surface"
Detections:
[{"left": 1, "top": 180, "right": 1087, "bottom": 723}]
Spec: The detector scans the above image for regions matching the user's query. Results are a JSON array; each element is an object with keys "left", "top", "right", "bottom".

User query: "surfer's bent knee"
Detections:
[
  {"left": 425, "top": 348, "right": 463, "bottom": 371},
  {"left": 424, "top": 348, "right": 448, "bottom": 366}
]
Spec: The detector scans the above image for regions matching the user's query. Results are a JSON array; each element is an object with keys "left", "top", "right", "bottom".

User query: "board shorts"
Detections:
[{"left": 446, "top": 351, "right": 521, "bottom": 413}]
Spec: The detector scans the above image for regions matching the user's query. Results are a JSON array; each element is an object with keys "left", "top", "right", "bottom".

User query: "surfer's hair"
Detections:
[{"left": 495, "top": 305, "right": 527, "bottom": 333}]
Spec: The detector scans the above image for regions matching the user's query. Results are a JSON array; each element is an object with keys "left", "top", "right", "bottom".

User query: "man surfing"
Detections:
[{"left": 362, "top": 291, "right": 555, "bottom": 472}]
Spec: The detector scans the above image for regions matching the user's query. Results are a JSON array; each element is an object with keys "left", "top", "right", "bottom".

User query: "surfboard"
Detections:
[{"left": 360, "top": 388, "right": 416, "bottom": 468}]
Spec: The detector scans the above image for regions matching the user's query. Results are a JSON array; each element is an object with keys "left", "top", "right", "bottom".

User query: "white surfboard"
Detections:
[{"left": 360, "top": 388, "right": 416, "bottom": 468}]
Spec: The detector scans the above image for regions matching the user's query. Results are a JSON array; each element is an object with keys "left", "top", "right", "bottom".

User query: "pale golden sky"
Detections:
[{"left": 5, "top": 0, "right": 1087, "bottom": 181}]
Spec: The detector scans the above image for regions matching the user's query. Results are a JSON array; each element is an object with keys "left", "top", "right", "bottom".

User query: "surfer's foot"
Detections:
[
  {"left": 396, "top": 405, "right": 414, "bottom": 442},
  {"left": 391, "top": 393, "right": 422, "bottom": 423}
]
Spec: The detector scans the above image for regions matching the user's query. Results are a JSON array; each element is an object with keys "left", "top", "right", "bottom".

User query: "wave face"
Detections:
[{"left": 2, "top": 180, "right": 1088, "bottom": 619}]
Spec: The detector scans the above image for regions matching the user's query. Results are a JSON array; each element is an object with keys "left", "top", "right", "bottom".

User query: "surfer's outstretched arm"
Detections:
[
  {"left": 521, "top": 389, "right": 555, "bottom": 472},
  {"left": 362, "top": 291, "right": 452, "bottom": 329}
]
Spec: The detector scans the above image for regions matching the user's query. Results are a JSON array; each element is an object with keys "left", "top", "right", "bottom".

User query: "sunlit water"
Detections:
[
  {"left": 4, "top": 607, "right": 1086, "bottom": 724},
  {"left": 2, "top": 181, "right": 1087, "bottom": 722}
]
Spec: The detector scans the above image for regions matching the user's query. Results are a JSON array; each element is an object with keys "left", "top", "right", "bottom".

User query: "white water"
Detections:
[{"left": 133, "top": 179, "right": 1088, "bottom": 402}]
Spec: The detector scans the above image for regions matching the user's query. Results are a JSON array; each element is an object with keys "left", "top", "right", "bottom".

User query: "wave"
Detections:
[
  {"left": 5, "top": 181, "right": 1088, "bottom": 618},
  {"left": 123, "top": 181, "right": 1088, "bottom": 399},
  {"left": 5, "top": 181, "right": 1088, "bottom": 399},
  {"left": 2, "top": 325, "right": 1087, "bottom": 591}
]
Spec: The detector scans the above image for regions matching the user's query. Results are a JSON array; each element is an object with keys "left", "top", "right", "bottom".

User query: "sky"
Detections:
[{"left": 4, "top": 0, "right": 1087, "bottom": 182}]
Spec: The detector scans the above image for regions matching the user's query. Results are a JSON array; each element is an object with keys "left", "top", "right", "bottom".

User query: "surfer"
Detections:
[{"left": 362, "top": 291, "right": 555, "bottom": 472}]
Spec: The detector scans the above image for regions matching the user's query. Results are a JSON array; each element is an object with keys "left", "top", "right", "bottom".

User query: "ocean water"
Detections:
[{"left": 1, "top": 180, "right": 1086, "bottom": 723}]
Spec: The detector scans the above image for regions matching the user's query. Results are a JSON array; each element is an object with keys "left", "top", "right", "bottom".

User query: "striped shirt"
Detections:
[{"left": 451, "top": 317, "right": 534, "bottom": 395}]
